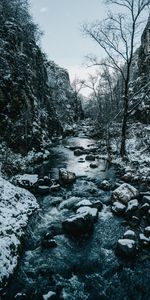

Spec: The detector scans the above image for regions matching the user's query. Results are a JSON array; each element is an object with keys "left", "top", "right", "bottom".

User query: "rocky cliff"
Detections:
[{"left": 0, "top": 0, "right": 75, "bottom": 153}]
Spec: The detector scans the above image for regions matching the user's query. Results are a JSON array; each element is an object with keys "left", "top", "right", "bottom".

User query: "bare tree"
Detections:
[{"left": 83, "top": 0, "right": 150, "bottom": 157}]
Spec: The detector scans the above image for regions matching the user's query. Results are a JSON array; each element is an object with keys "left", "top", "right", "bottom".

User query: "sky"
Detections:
[{"left": 29, "top": 0, "right": 107, "bottom": 95}]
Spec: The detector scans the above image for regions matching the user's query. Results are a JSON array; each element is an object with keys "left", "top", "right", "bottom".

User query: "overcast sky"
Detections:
[{"left": 30, "top": 0, "right": 107, "bottom": 94}]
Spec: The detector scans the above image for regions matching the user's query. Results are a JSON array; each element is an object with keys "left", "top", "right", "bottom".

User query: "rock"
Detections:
[
  {"left": 111, "top": 202, "right": 126, "bottom": 215},
  {"left": 117, "top": 239, "right": 136, "bottom": 256},
  {"left": 112, "top": 183, "right": 139, "bottom": 204},
  {"left": 59, "top": 168, "right": 76, "bottom": 185},
  {"left": 92, "top": 200, "right": 103, "bottom": 211},
  {"left": 139, "top": 233, "right": 150, "bottom": 248},
  {"left": 50, "top": 184, "right": 61, "bottom": 192},
  {"left": 122, "top": 172, "right": 133, "bottom": 182},
  {"left": 75, "top": 200, "right": 92, "bottom": 210},
  {"left": 42, "top": 238, "right": 57, "bottom": 249},
  {"left": 43, "top": 176, "right": 51, "bottom": 185},
  {"left": 142, "top": 195, "right": 150, "bottom": 204},
  {"left": 62, "top": 208, "right": 98, "bottom": 236},
  {"left": 100, "top": 180, "right": 111, "bottom": 191},
  {"left": 76, "top": 206, "right": 98, "bottom": 221},
  {"left": 78, "top": 158, "right": 85, "bottom": 163},
  {"left": 144, "top": 226, "right": 150, "bottom": 237},
  {"left": 140, "top": 203, "right": 150, "bottom": 213},
  {"left": 129, "top": 216, "right": 140, "bottom": 227},
  {"left": 38, "top": 178, "right": 45, "bottom": 186},
  {"left": 70, "top": 146, "right": 84, "bottom": 151},
  {"left": 125, "top": 199, "right": 139, "bottom": 218},
  {"left": 90, "top": 163, "right": 98, "bottom": 169},
  {"left": 85, "top": 154, "right": 95, "bottom": 161},
  {"left": 74, "top": 149, "right": 84, "bottom": 156},
  {"left": 42, "top": 291, "right": 57, "bottom": 300},
  {"left": 123, "top": 230, "right": 136, "bottom": 240},
  {"left": 38, "top": 186, "right": 50, "bottom": 195},
  {"left": 147, "top": 209, "right": 150, "bottom": 223},
  {"left": 12, "top": 174, "right": 38, "bottom": 189},
  {"left": 14, "top": 293, "right": 28, "bottom": 300}
]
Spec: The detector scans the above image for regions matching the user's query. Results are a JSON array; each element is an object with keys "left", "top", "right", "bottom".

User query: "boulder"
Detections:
[
  {"left": 100, "top": 180, "right": 111, "bottom": 191},
  {"left": 111, "top": 201, "right": 126, "bottom": 215},
  {"left": 85, "top": 154, "right": 95, "bottom": 161},
  {"left": 112, "top": 183, "right": 139, "bottom": 204},
  {"left": 90, "top": 163, "right": 98, "bottom": 169},
  {"left": 59, "top": 168, "right": 76, "bottom": 185},
  {"left": 123, "top": 230, "right": 136, "bottom": 240},
  {"left": 117, "top": 239, "right": 136, "bottom": 256},
  {"left": 62, "top": 207, "right": 98, "bottom": 236},
  {"left": 142, "top": 195, "right": 150, "bottom": 204},
  {"left": 38, "top": 186, "right": 50, "bottom": 195},
  {"left": 144, "top": 226, "right": 150, "bottom": 237},
  {"left": 125, "top": 199, "right": 139, "bottom": 218},
  {"left": 74, "top": 149, "right": 84, "bottom": 156},
  {"left": 139, "top": 233, "right": 150, "bottom": 248}
]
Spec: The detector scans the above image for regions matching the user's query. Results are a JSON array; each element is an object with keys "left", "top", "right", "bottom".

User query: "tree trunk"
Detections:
[{"left": 120, "top": 94, "right": 128, "bottom": 157}]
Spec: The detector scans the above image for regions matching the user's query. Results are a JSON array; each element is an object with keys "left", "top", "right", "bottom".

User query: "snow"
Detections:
[
  {"left": 113, "top": 202, "right": 126, "bottom": 210},
  {"left": 76, "top": 206, "right": 98, "bottom": 218},
  {"left": 113, "top": 183, "right": 138, "bottom": 204},
  {"left": 12, "top": 174, "right": 38, "bottom": 186},
  {"left": 0, "top": 177, "right": 38, "bottom": 286},
  {"left": 42, "top": 291, "right": 56, "bottom": 300},
  {"left": 118, "top": 239, "right": 135, "bottom": 249}
]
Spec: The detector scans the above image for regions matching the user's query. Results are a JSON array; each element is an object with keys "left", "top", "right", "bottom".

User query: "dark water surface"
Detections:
[{"left": 2, "top": 137, "right": 150, "bottom": 300}]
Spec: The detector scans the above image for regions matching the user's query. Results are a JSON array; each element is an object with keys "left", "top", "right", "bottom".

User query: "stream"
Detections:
[{"left": 2, "top": 136, "right": 150, "bottom": 300}]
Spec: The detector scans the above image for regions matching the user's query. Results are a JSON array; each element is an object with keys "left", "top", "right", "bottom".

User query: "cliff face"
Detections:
[
  {"left": 0, "top": 1, "right": 75, "bottom": 153},
  {"left": 133, "top": 17, "right": 150, "bottom": 123}
]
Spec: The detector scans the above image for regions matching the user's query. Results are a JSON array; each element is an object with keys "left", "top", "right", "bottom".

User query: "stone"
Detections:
[
  {"left": 117, "top": 239, "right": 136, "bottom": 256},
  {"left": 43, "top": 176, "right": 51, "bottom": 185},
  {"left": 78, "top": 158, "right": 85, "bottom": 163},
  {"left": 123, "top": 230, "right": 136, "bottom": 240},
  {"left": 129, "top": 216, "right": 140, "bottom": 227},
  {"left": 75, "top": 200, "right": 92, "bottom": 210},
  {"left": 125, "top": 199, "right": 139, "bottom": 218},
  {"left": 50, "top": 184, "right": 61, "bottom": 192},
  {"left": 85, "top": 154, "right": 95, "bottom": 161},
  {"left": 139, "top": 233, "right": 150, "bottom": 248},
  {"left": 38, "top": 186, "right": 50, "bottom": 195},
  {"left": 92, "top": 200, "right": 103, "bottom": 211},
  {"left": 111, "top": 201, "right": 126, "bottom": 215},
  {"left": 74, "top": 149, "right": 84, "bottom": 156},
  {"left": 147, "top": 209, "right": 150, "bottom": 223},
  {"left": 70, "top": 146, "right": 84, "bottom": 151},
  {"left": 112, "top": 183, "right": 139, "bottom": 204},
  {"left": 144, "top": 226, "right": 150, "bottom": 237},
  {"left": 76, "top": 206, "right": 98, "bottom": 221},
  {"left": 12, "top": 174, "right": 38, "bottom": 189},
  {"left": 42, "top": 291, "right": 57, "bottom": 300},
  {"left": 90, "top": 163, "right": 98, "bottom": 168},
  {"left": 59, "top": 168, "right": 76, "bottom": 185},
  {"left": 142, "top": 195, "right": 150, "bottom": 204},
  {"left": 140, "top": 203, "right": 150, "bottom": 213},
  {"left": 62, "top": 208, "right": 98, "bottom": 236},
  {"left": 100, "top": 180, "right": 111, "bottom": 191}
]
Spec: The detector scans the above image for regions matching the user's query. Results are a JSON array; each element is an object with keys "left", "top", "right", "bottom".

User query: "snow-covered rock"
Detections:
[
  {"left": 117, "top": 239, "right": 136, "bottom": 256},
  {"left": 0, "top": 177, "right": 38, "bottom": 286},
  {"left": 112, "top": 183, "right": 139, "bottom": 204},
  {"left": 123, "top": 230, "right": 136, "bottom": 240},
  {"left": 111, "top": 201, "right": 126, "bottom": 215},
  {"left": 12, "top": 174, "right": 38, "bottom": 189}
]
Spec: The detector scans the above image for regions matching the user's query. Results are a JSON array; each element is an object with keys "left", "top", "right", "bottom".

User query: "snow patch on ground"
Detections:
[{"left": 0, "top": 177, "right": 38, "bottom": 287}]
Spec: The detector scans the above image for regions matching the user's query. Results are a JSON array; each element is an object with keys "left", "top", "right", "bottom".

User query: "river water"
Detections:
[{"left": 2, "top": 136, "right": 150, "bottom": 300}]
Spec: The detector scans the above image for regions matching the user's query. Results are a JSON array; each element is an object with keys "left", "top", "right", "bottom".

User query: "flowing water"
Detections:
[{"left": 2, "top": 136, "right": 150, "bottom": 300}]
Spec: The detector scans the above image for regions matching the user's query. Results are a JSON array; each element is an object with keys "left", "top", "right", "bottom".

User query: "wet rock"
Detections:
[
  {"left": 147, "top": 209, "right": 150, "bottom": 223},
  {"left": 142, "top": 195, "right": 150, "bottom": 204},
  {"left": 74, "top": 149, "right": 84, "bottom": 156},
  {"left": 90, "top": 162, "right": 98, "bottom": 168},
  {"left": 139, "top": 233, "right": 150, "bottom": 248},
  {"left": 125, "top": 199, "right": 139, "bottom": 218},
  {"left": 100, "top": 180, "right": 111, "bottom": 191},
  {"left": 111, "top": 201, "right": 126, "bottom": 215},
  {"left": 122, "top": 172, "right": 133, "bottom": 182},
  {"left": 59, "top": 168, "right": 76, "bottom": 185},
  {"left": 50, "top": 184, "right": 61, "bottom": 192},
  {"left": 62, "top": 207, "right": 98, "bottom": 236},
  {"left": 12, "top": 174, "right": 38, "bottom": 189},
  {"left": 140, "top": 203, "right": 150, "bottom": 213},
  {"left": 43, "top": 176, "right": 51, "bottom": 185},
  {"left": 117, "top": 239, "right": 136, "bottom": 256},
  {"left": 38, "top": 178, "right": 45, "bottom": 186},
  {"left": 92, "top": 200, "right": 103, "bottom": 211},
  {"left": 38, "top": 186, "right": 50, "bottom": 195},
  {"left": 76, "top": 206, "right": 98, "bottom": 221},
  {"left": 144, "top": 226, "right": 150, "bottom": 237},
  {"left": 75, "top": 199, "right": 92, "bottom": 210},
  {"left": 78, "top": 158, "right": 85, "bottom": 163},
  {"left": 69, "top": 146, "right": 84, "bottom": 151},
  {"left": 42, "top": 291, "right": 57, "bottom": 300},
  {"left": 85, "top": 154, "right": 95, "bottom": 161},
  {"left": 112, "top": 183, "right": 139, "bottom": 204},
  {"left": 129, "top": 216, "right": 140, "bottom": 227},
  {"left": 123, "top": 230, "right": 136, "bottom": 240}
]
